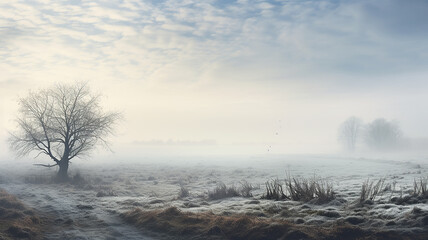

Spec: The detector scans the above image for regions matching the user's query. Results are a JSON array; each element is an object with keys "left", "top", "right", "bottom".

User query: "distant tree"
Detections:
[
  {"left": 364, "top": 118, "right": 402, "bottom": 150},
  {"left": 9, "top": 83, "right": 121, "bottom": 181},
  {"left": 338, "top": 116, "right": 362, "bottom": 152}
]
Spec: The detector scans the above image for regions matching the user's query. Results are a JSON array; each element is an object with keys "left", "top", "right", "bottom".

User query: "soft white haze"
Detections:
[{"left": 1, "top": 0, "right": 428, "bottom": 159}]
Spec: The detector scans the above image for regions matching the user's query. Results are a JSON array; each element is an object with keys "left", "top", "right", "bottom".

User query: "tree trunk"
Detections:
[{"left": 57, "top": 160, "right": 69, "bottom": 181}]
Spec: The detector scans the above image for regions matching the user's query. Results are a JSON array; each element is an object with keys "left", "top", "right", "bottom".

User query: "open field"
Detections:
[
  {"left": 0, "top": 154, "right": 427, "bottom": 239},
  {"left": 0, "top": 189, "right": 50, "bottom": 240}
]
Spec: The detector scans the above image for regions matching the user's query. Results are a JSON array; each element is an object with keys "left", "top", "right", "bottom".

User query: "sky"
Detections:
[{"left": 1, "top": 0, "right": 428, "bottom": 159}]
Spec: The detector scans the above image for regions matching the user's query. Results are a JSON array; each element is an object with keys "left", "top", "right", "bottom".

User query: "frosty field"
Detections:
[{"left": 0, "top": 154, "right": 427, "bottom": 239}]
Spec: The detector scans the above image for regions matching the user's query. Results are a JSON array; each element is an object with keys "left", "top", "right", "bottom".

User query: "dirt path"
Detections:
[{"left": 1, "top": 183, "right": 153, "bottom": 240}]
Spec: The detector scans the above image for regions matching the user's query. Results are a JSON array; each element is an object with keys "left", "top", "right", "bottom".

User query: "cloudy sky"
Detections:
[{"left": 1, "top": 0, "right": 428, "bottom": 158}]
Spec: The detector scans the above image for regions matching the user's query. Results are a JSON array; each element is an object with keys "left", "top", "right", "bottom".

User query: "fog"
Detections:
[
  {"left": 2, "top": 77, "right": 428, "bottom": 160},
  {"left": 2, "top": 0, "right": 428, "bottom": 161},
  {"left": 2, "top": 1, "right": 428, "bottom": 239}
]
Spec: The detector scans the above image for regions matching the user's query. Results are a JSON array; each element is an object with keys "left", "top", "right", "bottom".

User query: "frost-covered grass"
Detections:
[
  {"left": 121, "top": 206, "right": 428, "bottom": 240},
  {"left": 1, "top": 155, "right": 427, "bottom": 239},
  {"left": 178, "top": 185, "right": 190, "bottom": 198},
  {"left": 208, "top": 182, "right": 240, "bottom": 200},
  {"left": 285, "top": 175, "right": 335, "bottom": 204},
  {"left": 263, "top": 175, "right": 335, "bottom": 204},
  {"left": 413, "top": 177, "right": 427, "bottom": 198},
  {"left": 122, "top": 206, "right": 305, "bottom": 240},
  {"left": 0, "top": 189, "right": 47, "bottom": 240},
  {"left": 239, "top": 181, "right": 255, "bottom": 198},
  {"left": 207, "top": 181, "right": 257, "bottom": 200},
  {"left": 359, "top": 178, "right": 386, "bottom": 203},
  {"left": 264, "top": 178, "right": 287, "bottom": 200}
]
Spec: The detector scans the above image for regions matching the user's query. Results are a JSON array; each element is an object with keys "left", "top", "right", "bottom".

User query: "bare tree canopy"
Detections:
[
  {"left": 364, "top": 118, "right": 402, "bottom": 150},
  {"left": 9, "top": 83, "right": 121, "bottom": 180},
  {"left": 338, "top": 116, "right": 362, "bottom": 152}
]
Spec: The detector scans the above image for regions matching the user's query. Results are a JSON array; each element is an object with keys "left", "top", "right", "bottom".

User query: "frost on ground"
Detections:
[
  {"left": 0, "top": 155, "right": 427, "bottom": 239},
  {"left": 0, "top": 189, "right": 50, "bottom": 240}
]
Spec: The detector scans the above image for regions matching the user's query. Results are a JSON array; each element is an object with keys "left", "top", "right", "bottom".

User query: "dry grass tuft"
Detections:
[
  {"left": 239, "top": 181, "right": 255, "bottom": 198},
  {"left": 208, "top": 183, "right": 240, "bottom": 200},
  {"left": 285, "top": 175, "right": 335, "bottom": 204},
  {"left": 207, "top": 181, "right": 256, "bottom": 200},
  {"left": 413, "top": 177, "right": 428, "bottom": 198},
  {"left": 313, "top": 180, "right": 336, "bottom": 204},
  {"left": 263, "top": 179, "right": 287, "bottom": 200},
  {"left": 263, "top": 175, "right": 335, "bottom": 204},
  {"left": 359, "top": 178, "right": 386, "bottom": 203},
  {"left": 0, "top": 193, "right": 26, "bottom": 211},
  {"left": 178, "top": 185, "right": 190, "bottom": 198},
  {"left": 0, "top": 189, "right": 48, "bottom": 240}
]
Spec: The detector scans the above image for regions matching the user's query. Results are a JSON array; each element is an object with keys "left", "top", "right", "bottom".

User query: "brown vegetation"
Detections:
[
  {"left": 239, "top": 181, "right": 255, "bottom": 198},
  {"left": 413, "top": 177, "right": 427, "bottom": 198},
  {"left": 359, "top": 178, "right": 386, "bottom": 204},
  {"left": 285, "top": 175, "right": 335, "bottom": 204},
  {"left": 0, "top": 189, "right": 48, "bottom": 240},
  {"left": 208, "top": 183, "right": 240, "bottom": 200},
  {"left": 263, "top": 179, "right": 287, "bottom": 201},
  {"left": 121, "top": 206, "right": 307, "bottom": 240},
  {"left": 263, "top": 175, "right": 335, "bottom": 204},
  {"left": 392, "top": 177, "right": 428, "bottom": 205},
  {"left": 121, "top": 207, "right": 428, "bottom": 240}
]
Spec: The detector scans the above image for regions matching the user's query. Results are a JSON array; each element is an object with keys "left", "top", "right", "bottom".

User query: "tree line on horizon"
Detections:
[{"left": 338, "top": 116, "right": 402, "bottom": 152}]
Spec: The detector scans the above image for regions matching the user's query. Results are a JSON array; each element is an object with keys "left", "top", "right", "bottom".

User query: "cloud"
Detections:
[
  {"left": 358, "top": 0, "right": 428, "bottom": 37},
  {"left": 2, "top": 0, "right": 428, "bottom": 155},
  {"left": 2, "top": 0, "right": 427, "bottom": 88},
  {"left": 1, "top": 0, "right": 427, "bottom": 101}
]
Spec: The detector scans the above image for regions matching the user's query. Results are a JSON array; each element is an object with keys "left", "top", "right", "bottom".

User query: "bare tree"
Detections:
[
  {"left": 364, "top": 118, "right": 402, "bottom": 150},
  {"left": 338, "top": 116, "right": 362, "bottom": 152},
  {"left": 9, "top": 83, "right": 121, "bottom": 181}
]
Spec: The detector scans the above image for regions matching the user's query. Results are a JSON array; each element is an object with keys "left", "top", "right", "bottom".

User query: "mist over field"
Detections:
[
  {"left": 1, "top": 0, "right": 428, "bottom": 239},
  {"left": 1, "top": 0, "right": 428, "bottom": 160}
]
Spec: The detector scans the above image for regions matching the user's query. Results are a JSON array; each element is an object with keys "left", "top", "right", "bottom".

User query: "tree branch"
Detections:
[{"left": 33, "top": 163, "right": 58, "bottom": 168}]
